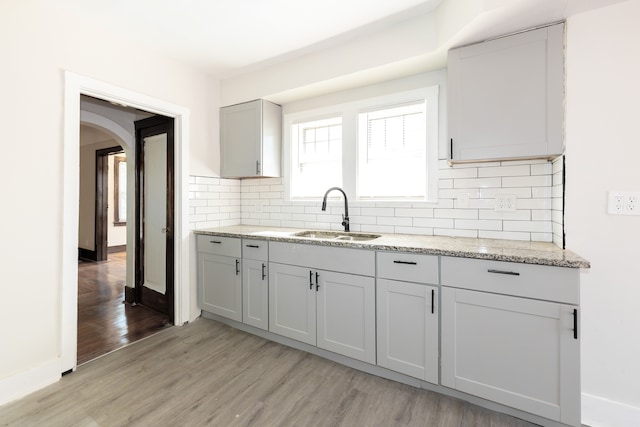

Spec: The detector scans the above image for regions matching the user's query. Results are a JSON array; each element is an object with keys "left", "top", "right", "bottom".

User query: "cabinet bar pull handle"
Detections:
[
  {"left": 210, "top": 240, "right": 222, "bottom": 244},
  {"left": 246, "top": 244, "right": 260, "bottom": 248},
  {"left": 256, "top": 160, "right": 261, "bottom": 175},
  {"left": 261, "top": 263, "right": 266, "bottom": 280},
  {"left": 315, "top": 272, "right": 320, "bottom": 291},
  {"left": 393, "top": 260, "right": 417, "bottom": 265},
  {"left": 450, "top": 138, "right": 453, "bottom": 160},
  {"left": 431, "top": 289, "right": 435, "bottom": 314},
  {"left": 235, "top": 259, "right": 240, "bottom": 275},
  {"left": 487, "top": 269, "right": 520, "bottom": 276},
  {"left": 309, "top": 270, "right": 313, "bottom": 290},
  {"left": 573, "top": 309, "right": 578, "bottom": 339}
]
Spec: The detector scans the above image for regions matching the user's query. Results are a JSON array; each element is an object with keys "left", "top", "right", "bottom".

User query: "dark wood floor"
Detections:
[
  {"left": 0, "top": 318, "right": 538, "bottom": 426},
  {"left": 77, "top": 251, "right": 171, "bottom": 365}
]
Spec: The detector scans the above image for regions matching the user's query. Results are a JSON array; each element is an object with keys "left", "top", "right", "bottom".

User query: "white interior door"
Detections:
[{"left": 143, "top": 133, "right": 167, "bottom": 294}]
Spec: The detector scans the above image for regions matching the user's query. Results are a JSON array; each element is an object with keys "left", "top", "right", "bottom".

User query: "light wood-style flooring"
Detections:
[
  {"left": 77, "top": 251, "right": 171, "bottom": 365},
  {"left": 0, "top": 318, "right": 537, "bottom": 427}
]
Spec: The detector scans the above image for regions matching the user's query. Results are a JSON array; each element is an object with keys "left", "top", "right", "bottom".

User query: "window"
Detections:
[
  {"left": 113, "top": 156, "right": 126, "bottom": 225},
  {"left": 358, "top": 102, "right": 427, "bottom": 199},
  {"left": 290, "top": 117, "right": 342, "bottom": 198},
  {"left": 285, "top": 86, "right": 438, "bottom": 203}
]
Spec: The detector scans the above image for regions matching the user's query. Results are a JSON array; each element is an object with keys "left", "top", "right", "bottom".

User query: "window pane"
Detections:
[
  {"left": 358, "top": 102, "right": 427, "bottom": 199},
  {"left": 291, "top": 117, "right": 342, "bottom": 198}
]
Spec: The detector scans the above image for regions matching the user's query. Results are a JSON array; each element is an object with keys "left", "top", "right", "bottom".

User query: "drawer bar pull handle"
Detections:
[
  {"left": 573, "top": 309, "right": 578, "bottom": 340},
  {"left": 431, "top": 289, "right": 435, "bottom": 314},
  {"left": 246, "top": 244, "right": 260, "bottom": 248},
  {"left": 487, "top": 269, "right": 520, "bottom": 276},
  {"left": 393, "top": 260, "right": 417, "bottom": 265},
  {"left": 210, "top": 240, "right": 222, "bottom": 244}
]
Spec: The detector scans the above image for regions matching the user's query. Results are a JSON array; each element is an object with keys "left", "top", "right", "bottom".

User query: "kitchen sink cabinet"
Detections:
[
  {"left": 197, "top": 235, "right": 242, "bottom": 322},
  {"left": 440, "top": 256, "right": 580, "bottom": 426},
  {"left": 242, "top": 239, "right": 269, "bottom": 331},
  {"left": 268, "top": 242, "right": 376, "bottom": 364},
  {"left": 220, "top": 99, "right": 281, "bottom": 178},
  {"left": 447, "top": 23, "right": 564, "bottom": 162}
]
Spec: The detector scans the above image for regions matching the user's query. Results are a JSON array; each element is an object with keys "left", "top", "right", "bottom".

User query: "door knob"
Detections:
[{"left": 161, "top": 227, "right": 170, "bottom": 234}]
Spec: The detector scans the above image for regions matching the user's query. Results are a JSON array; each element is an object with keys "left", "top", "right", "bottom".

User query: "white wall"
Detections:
[
  {"left": 565, "top": 1, "right": 640, "bottom": 425},
  {"left": 0, "top": 0, "right": 218, "bottom": 399}
]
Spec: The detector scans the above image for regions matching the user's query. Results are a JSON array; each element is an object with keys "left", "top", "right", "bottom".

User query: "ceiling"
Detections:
[
  {"left": 60, "top": 0, "right": 443, "bottom": 79},
  {"left": 58, "top": 0, "right": 624, "bottom": 89}
]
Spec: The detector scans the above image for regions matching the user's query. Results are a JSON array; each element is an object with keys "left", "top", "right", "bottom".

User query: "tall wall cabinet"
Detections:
[{"left": 220, "top": 99, "right": 282, "bottom": 178}]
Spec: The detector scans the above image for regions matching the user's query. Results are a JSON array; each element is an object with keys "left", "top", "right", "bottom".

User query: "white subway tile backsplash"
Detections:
[
  {"left": 189, "top": 157, "right": 559, "bottom": 243},
  {"left": 454, "top": 219, "right": 503, "bottom": 231},
  {"left": 414, "top": 217, "right": 455, "bottom": 228},
  {"left": 434, "top": 209, "right": 478, "bottom": 219},
  {"left": 478, "top": 165, "right": 530, "bottom": 177},
  {"left": 454, "top": 177, "right": 502, "bottom": 189},
  {"left": 502, "top": 175, "right": 552, "bottom": 188},
  {"left": 531, "top": 163, "right": 553, "bottom": 176},
  {"left": 479, "top": 210, "right": 531, "bottom": 220},
  {"left": 504, "top": 221, "right": 552, "bottom": 233}
]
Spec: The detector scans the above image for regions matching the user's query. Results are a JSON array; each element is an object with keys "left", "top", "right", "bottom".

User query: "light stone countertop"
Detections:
[{"left": 194, "top": 225, "right": 590, "bottom": 269}]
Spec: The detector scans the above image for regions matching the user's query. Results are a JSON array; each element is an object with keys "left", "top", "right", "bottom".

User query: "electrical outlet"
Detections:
[
  {"left": 495, "top": 194, "right": 517, "bottom": 212},
  {"left": 608, "top": 191, "right": 640, "bottom": 215}
]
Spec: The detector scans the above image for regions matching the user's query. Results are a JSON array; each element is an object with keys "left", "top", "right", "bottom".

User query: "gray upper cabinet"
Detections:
[
  {"left": 220, "top": 99, "right": 282, "bottom": 178},
  {"left": 447, "top": 23, "right": 564, "bottom": 163}
]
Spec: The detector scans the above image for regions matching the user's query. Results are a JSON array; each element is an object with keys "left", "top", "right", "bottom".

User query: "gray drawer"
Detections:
[
  {"left": 196, "top": 235, "right": 241, "bottom": 257},
  {"left": 376, "top": 252, "right": 439, "bottom": 284},
  {"left": 441, "top": 256, "right": 579, "bottom": 304},
  {"left": 242, "top": 239, "right": 268, "bottom": 261}
]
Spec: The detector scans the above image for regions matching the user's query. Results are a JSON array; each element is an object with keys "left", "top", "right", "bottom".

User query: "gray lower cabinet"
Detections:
[
  {"left": 376, "top": 252, "right": 439, "bottom": 384},
  {"left": 377, "top": 279, "right": 438, "bottom": 383},
  {"left": 197, "top": 235, "right": 242, "bottom": 322},
  {"left": 440, "top": 256, "right": 580, "bottom": 426},
  {"left": 269, "top": 262, "right": 376, "bottom": 364},
  {"left": 242, "top": 239, "right": 269, "bottom": 330}
]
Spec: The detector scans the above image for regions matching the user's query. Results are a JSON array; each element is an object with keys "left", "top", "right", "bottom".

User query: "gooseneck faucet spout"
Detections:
[{"left": 321, "top": 187, "right": 350, "bottom": 232}]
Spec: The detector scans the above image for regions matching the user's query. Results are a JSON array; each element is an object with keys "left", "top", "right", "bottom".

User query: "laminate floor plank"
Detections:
[{"left": 0, "top": 318, "right": 539, "bottom": 427}]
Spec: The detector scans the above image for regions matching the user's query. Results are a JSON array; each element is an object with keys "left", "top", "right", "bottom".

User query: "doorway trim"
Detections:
[{"left": 63, "top": 72, "right": 191, "bottom": 373}]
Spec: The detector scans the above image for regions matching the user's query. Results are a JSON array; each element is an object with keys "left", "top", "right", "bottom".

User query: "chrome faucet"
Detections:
[{"left": 321, "top": 187, "right": 350, "bottom": 232}]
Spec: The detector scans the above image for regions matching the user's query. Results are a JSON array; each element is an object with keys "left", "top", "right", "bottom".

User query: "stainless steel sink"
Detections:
[{"left": 294, "top": 230, "right": 381, "bottom": 242}]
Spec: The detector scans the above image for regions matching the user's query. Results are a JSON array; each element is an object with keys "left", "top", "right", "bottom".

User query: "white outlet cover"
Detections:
[
  {"left": 608, "top": 191, "right": 640, "bottom": 215},
  {"left": 495, "top": 194, "right": 517, "bottom": 212}
]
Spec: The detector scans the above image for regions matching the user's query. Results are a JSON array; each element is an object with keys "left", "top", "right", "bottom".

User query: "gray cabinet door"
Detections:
[
  {"left": 198, "top": 253, "right": 242, "bottom": 322},
  {"left": 220, "top": 100, "right": 262, "bottom": 177},
  {"left": 448, "top": 23, "right": 564, "bottom": 162},
  {"left": 377, "top": 279, "right": 438, "bottom": 383},
  {"left": 242, "top": 258, "right": 268, "bottom": 330},
  {"left": 441, "top": 287, "right": 580, "bottom": 426},
  {"left": 220, "top": 99, "right": 281, "bottom": 178},
  {"left": 316, "top": 270, "right": 376, "bottom": 364},
  {"left": 268, "top": 262, "right": 316, "bottom": 345}
]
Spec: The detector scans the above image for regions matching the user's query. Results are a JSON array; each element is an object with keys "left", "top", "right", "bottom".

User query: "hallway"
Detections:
[{"left": 77, "top": 251, "right": 171, "bottom": 365}]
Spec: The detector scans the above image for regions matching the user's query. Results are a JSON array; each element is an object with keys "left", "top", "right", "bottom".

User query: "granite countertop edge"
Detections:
[{"left": 193, "top": 226, "right": 590, "bottom": 269}]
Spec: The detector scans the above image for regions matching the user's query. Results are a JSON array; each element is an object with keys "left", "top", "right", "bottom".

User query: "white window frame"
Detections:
[{"left": 284, "top": 86, "right": 439, "bottom": 204}]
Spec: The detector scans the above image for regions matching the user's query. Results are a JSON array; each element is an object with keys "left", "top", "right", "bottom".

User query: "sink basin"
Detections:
[{"left": 294, "top": 230, "right": 381, "bottom": 242}]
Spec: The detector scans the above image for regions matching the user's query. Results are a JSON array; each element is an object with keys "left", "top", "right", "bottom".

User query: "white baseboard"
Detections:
[
  {"left": 0, "top": 359, "right": 61, "bottom": 407},
  {"left": 582, "top": 392, "right": 640, "bottom": 427}
]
